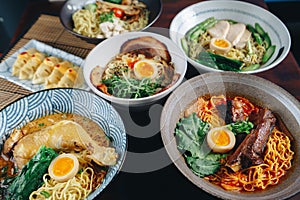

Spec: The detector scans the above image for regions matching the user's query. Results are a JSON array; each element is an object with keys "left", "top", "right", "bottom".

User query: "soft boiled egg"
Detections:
[
  {"left": 133, "top": 59, "right": 158, "bottom": 80},
  {"left": 48, "top": 153, "right": 79, "bottom": 182},
  {"left": 209, "top": 37, "right": 232, "bottom": 54},
  {"left": 206, "top": 126, "right": 236, "bottom": 153}
]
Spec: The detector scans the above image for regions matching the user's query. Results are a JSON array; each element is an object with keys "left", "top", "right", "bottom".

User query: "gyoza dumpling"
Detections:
[
  {"left": 57, "top": 66, "right": 80, "bottom": 88},
  {"left": 12, "top": 48, "right": 37, "bottom": 76},
  {"left": 44, "top": 61, "right": 73, "bottom": 89},
  {"left": 19, "top": 51, "right": 46, "bottom": 80},
  {"left": 32, "top": 56, "right": 61, "bottom": 84}
]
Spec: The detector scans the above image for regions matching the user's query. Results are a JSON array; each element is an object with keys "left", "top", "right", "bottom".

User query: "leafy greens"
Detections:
[
  {"left": 102, "top": 75, "right": 161, "bottom": 99},
  {"left": 5, "top": 146, "right": 58, "bottom": 200},
  {"left": 175, "top": 113, "right": 226, "bottom": 177}
]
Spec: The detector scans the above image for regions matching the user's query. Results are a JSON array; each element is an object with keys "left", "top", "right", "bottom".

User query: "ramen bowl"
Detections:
[
  {"left": 0, "top": 88, "right": 127, "bottom": 200},
  {"left": 60, "top": 0, "right": 162, "bottom": 44},
  {"left": 83, "top": 31, "right": 187, "bottom": 108},
  {"left": 169, "top": 0, "right": 291, "bottom": 74},
  {"left": 160, "top": 72, "right": 300, "bottom": 200}
]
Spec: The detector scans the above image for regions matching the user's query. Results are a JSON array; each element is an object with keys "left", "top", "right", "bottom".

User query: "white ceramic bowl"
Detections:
[
  {"left": 83, "top": 31, "right": 187, "bottom": 107},
  {"left": 169, "top": 0, "right": 291, "bottom": 74}
]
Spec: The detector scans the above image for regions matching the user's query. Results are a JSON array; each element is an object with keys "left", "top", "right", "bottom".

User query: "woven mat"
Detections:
[
  {"left": 0, "top": 14, "right": 97, "bottom": 109},
  {"left": 3, "top": 14, "right": 96, "bottom": 60}
]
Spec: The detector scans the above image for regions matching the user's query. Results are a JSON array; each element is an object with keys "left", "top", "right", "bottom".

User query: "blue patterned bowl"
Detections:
[{"left": 0, "top": 88, "right": 127, "bottom": 199}]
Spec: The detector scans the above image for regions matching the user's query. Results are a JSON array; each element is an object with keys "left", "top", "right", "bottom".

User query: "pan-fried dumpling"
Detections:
[
  {"left": 57, "top": 66, "right": 81, "bottom": 88},
  {"left": 19, "top": 51, "right": 46, "bottom": 80},
  {"left": 44, "top": 61, "right": 73, "bottom": 89},
  {"left": 12, "top": 48, "right": 37, "bottom": 76},
  {"left": 32, "top": 56, "right": 61, "bottom": 84}
]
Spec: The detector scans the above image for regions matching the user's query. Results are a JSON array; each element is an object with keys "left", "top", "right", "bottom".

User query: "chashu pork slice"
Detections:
[
  {"left": 207, "top": 20, "right": 230, "bottom": 39},
  {"left": 235, "top": 29, "right": 252, "bottom": 49},
  {"left": 120, "top": 36, "right": 171, "bottom": 63},
  {"left": 226, "top": 23, "right": 246, "bottom": 46}
]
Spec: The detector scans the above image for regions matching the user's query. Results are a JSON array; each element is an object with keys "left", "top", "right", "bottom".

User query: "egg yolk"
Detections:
[
  {"left": 212, "top": 130, "right": 230, "bottom": 146},
  {"left": 135, "top": 61, "right": 155, "bottom": 78},
  {"left": 214, "top": 39, "right": 230, "bottom": 48},
  {"left": 52, "top": 157, "right": 74, "bottom": 176}
]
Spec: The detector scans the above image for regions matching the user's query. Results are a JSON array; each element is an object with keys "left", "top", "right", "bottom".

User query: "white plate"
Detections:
[{"left": 0, "top": 39, "right": 89, "bottom": 91}]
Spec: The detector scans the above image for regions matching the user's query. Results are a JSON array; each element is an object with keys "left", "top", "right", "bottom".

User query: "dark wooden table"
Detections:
[{"left": 1, "top": 0, "right": 300, "bottom": 200}]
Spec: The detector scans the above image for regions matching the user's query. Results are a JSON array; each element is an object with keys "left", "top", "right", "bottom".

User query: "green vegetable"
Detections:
[
  {"left": 102, "top": 75, "right": 161, "bottom": 99},
  {"left": 263, "top": 33, "right": 272, "bottom": 49},
  {"left": 242, "top": 64, "right": 260, "bottom": 71},
  {"left": 226, "top": 19, "right": 238, "bottom": 24},
  {"left": 104, "top": 0, "right": 122, "bottom": 4},
  {"left": 84, "top": 3, "right": 97, "bottom": 12},
  {"left": 262, "top": 45, "right": 276, "bottom": 64},
  {"left": 100, "top": 11, "right": 114, "bottom": 23},
  {"left": 227, "top": 120, "right": 254, "bottom": 135},
  {"left": 6, "top": 146, "right": 58, "bottom": 200},
  {"left": 253, "top": 32, "right": 263, "bottom": 45},
  {"left": 247, "top": 39, "right": 253, "bottom": 54},
  {"left": 175, "top": 113, "right": 226, "bottom": 177},
  {"left": 197, "top": 52, "right": 243, "bottom": 72},
  {"left": 246, "top": 24, "right": 257, "bottom": 34},
  {"left": 40, "top": 191, "right": 51, "bottom": 198},
  {"left": 186, "top": 156, "right": 224, "bottom": 177},
  {"left": 185, "top": 17, "right": 217, "bottom": 41},
  {"left": 255, "top": 22, "right": 266, "bottom": 36},
  {"left": 181, "top": 37, "right": 189, "bottom": 55}
]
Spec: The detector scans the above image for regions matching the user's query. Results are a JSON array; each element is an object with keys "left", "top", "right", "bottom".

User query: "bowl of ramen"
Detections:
[
  {"left": 0, "top": 88, "right": 127, "bottom": 200},
  {"left": 83, "top": 31, "right": 187, "bottom": 107},
  {"left": 169, "top": 0, "right": 291, "bottom": 74},
  {"left": 60, "top": 0, "right": 162, "bottom": 44},
  {"left": 160, "top": 72, "right": 300, "bottom": 199}
]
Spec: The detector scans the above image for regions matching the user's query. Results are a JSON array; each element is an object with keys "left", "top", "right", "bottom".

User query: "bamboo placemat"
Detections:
[
  {"left": 0, "top": 14, "right": 97, "bottom": 110},
  {"left": 3, "top": 14, "right": 96, "bottom": 60}
]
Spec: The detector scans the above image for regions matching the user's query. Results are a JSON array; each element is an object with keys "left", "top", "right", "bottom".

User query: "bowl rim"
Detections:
[
  {"left": 0, "top": 87, "right": 128, "bottom": 199},
  {"left": 160, "top": 71, "right": 300, "bottom": 200},
  {"left": 169, "top": 0, "right": 291, "bottom": 74},
  {"left": 83, "top": 31, "right": 187, "bottom": 106},
  {"left": 59, "top": 0, "right": 163, "bottom": 42}
]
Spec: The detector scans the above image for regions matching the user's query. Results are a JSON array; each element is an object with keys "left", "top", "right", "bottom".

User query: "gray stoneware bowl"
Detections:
[
  {"left": 160, "top": 72, "right": 300, "bottom": 200},
  {"left": 60, "top": 0, "right": 162, "bottom": 44}
]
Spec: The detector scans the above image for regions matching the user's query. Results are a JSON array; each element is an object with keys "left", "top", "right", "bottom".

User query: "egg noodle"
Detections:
[
  {"left": 195, "top": 95, "right": 227, "bottom": 128},
  {"left": 29, "top": 150, "right": 107, "bottom": 200},
  {"left": 191, "top": 95, "right": 294, "bottom": 191},
  {"left": 72, "top": 10, "right": 101, "bottom": 38},
  {"left": 206, "top": 128, "right": 294, "bottom": 191},
  {"left": 188, "top": 31, "right": 266, "bottom": 68}
]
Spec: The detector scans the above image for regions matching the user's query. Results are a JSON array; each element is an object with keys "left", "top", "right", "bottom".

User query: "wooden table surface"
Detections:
[{"left": 0, "top": 0, "right": 299, "bottom": 200}]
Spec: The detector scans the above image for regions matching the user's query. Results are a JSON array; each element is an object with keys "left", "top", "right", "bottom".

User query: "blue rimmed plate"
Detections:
[
  {"left": 0, "top": 39, "right": 89, "bottom": 91},
  {"left": 0, "top": 88, "right": 127, "bottom": 199}
]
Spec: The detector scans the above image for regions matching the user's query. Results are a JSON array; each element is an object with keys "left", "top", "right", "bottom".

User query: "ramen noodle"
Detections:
[
  {"left": 176, "top": 95, "right": 294, "bottom": 192},
  {"left": 72, "top": 0, "right": 149, "bottom": 38},
  {"left": 0, "top": 113, "right": 117, "bottom": 200},
  {"left": 182, "top": 17, "right": 276, "bottom": 71}
]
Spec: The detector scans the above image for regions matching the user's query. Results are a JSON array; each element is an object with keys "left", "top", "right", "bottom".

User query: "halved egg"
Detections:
[
  {"left": 206, "top": 126, "right": 236, "bottom": 153},
  {"left": 133, "top": 59, "right": 158, "bottom": 80},
  {"left": 209, "top": 38, "right": 232, "bottom": 54},
  {"left": 48, "top": 153, "right": 79, "bottom": 182}
]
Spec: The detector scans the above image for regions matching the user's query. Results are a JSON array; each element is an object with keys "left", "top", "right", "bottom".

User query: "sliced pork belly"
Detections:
[
  {"left": 207, "top": 20, "right": 230, "bottom": 38},
  {"left": 226, "top": 108, "right": 276, "bottom": 172},
  {"left": 235, "top": 29, "right": 252, "bottom": 49},
  {"left": 226, "top": 23, "right": 246, "bottom": 46}
]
